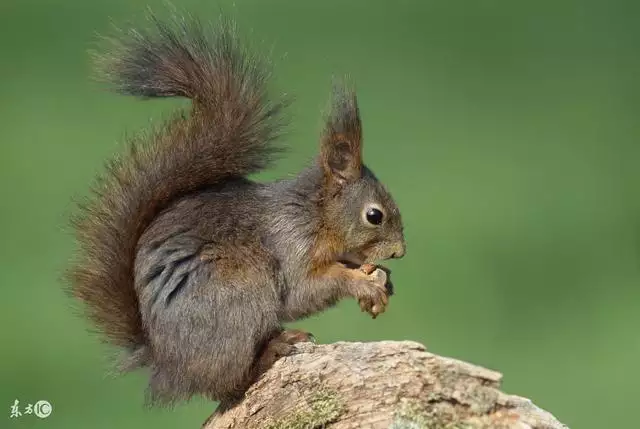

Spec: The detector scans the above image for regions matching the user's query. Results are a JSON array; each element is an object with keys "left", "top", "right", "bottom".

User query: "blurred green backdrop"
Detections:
[{"left": 2, "top": 0, "right": 639, "bottom": 427}]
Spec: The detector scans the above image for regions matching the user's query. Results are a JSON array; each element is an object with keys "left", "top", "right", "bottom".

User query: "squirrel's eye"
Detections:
[{"left": 365, "top": 207, "right": 384, "bottom": 225}]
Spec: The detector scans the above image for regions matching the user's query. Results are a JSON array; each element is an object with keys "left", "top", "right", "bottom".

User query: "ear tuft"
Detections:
[{"left": 320, "top": 79, "right": 362, "bottom": 185}]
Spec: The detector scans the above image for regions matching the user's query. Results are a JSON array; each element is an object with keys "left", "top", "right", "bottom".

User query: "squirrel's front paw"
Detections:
[{"left": 351, "top": 267, "right": 390, "bottom": 319}]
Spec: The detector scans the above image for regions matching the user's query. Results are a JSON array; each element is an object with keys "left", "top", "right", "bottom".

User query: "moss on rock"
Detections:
[{"left": 265, "top": 389, "right": 344, "bottom": 429}]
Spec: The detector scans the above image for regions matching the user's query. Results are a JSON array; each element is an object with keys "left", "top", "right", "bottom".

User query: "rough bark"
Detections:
[{"left": 203, "top": 341, "right": 568, "bottom": 429}]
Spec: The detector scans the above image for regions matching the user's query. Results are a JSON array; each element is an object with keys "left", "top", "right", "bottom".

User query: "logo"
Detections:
[
  {"left": 33, "top": 401, "right": 52, "bottom": 419},
  {"left": 9, "top": 399, "right": 52, "bottom": 420}
]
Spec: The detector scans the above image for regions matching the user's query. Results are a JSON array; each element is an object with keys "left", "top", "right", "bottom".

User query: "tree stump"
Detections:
[{"left": 203, "top": 341, "right": 568, "bottom": 429}]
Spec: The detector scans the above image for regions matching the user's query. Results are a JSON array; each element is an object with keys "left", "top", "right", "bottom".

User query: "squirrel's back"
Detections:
[{"left": 67, "top": 13, "right": 287, "bottom": 351}]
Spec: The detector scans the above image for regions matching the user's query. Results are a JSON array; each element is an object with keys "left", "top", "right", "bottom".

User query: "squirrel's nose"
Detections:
[{"left": 390, "top": 242, "right": 406, "bottom": 259}]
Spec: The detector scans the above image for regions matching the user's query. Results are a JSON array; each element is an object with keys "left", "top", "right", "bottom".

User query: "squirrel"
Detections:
[{"left": 67, "top": 12, "right": 406, "bottom": 407}]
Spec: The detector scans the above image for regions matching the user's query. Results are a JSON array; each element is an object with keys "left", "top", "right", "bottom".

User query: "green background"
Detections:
[{"left": 2, "top": 0, "right": 638, "bottom": 427}]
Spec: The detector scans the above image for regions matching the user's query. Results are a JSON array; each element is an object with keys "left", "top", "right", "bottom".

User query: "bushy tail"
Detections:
[{"left": 67, "top": 12, "right": 288, "bottom": 350}]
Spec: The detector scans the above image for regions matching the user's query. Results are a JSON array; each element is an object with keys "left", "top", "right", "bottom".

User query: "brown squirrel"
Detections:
[{"left": 67, "top": 13, "right": 406, "bottom": 406}]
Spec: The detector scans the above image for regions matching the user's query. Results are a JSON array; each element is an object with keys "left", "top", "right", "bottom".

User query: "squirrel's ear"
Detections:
[{"left": 320, "top": 83, "right": 362, "bottom": 186}]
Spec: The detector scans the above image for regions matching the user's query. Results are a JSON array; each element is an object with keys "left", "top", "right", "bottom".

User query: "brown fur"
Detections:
[
  {"left": 67, "top": 14, "right": 286, "bottom": 350},
  {"left": 67, "top": 12, "right": 405, "bottom": 406}
]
